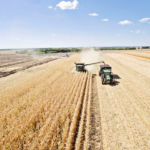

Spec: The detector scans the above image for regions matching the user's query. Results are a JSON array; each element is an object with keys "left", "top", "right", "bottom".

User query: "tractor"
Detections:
[{"left": 99, "top": 64, "right": 115, "bottom": 84}]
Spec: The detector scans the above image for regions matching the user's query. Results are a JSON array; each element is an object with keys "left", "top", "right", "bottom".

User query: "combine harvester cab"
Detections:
[
  {"left": 99, "top": 65, "right": 115, "bottom": 84},
  {"left": 74, "top": 63, "right": 86, "bottom": 72}
]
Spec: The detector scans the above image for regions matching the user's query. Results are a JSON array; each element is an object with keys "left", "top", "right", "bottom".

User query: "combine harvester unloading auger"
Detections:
[{"left": 74, "top": 61, "right": 115, "bottom": 84}]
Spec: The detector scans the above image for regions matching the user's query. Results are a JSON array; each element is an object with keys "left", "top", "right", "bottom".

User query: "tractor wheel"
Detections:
[
  {"left": 110, "top": 78, "right": 114, "bottom": 84},
  {"left": 99, "top": 72, "right": 101, "bottom": 76},
  {"left": 101, "top": 74, "right": 105, "bottom": 84},
  {"left": 102, "top": 79, "right": 105, "bottom": 85},
  {"left": 112, "top": 79, "right": 115, "bottom": 84},
  {"left": 102, "top": 79, "right": 104, "bottom": 84},
  {"left": 110, "top": 75, "right": 115, "bottom": 84}
]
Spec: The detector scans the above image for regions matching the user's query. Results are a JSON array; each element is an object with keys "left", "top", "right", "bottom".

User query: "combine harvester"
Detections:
[{"left": 74, "top": 61, "right": 115, "bottom": 84}]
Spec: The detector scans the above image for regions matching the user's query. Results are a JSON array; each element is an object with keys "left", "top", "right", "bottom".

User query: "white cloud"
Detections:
[
  {"left": 117, "top": 34, "right": 121, "bottom": 36},
  {"left": 135, "top": 30, "right": 140, "bottom": 33},
  {"left": 119, "top": 20, "right": 133, "bottom": 25},
  {"left": 102, "top": 19, "right": 109, "bottom": 21},
  {"left": 139, "top": 18, "right": 150, "bottom": 22},
  {"left": 52, "top": 34, "right": 58, "bottom": 36},
  {"left": 48, "top": 6, "right": 53, "bottom": 9},
  {"left": 56, "top": 0, "right": 78, "bottom": 10},
  {"left": 130, "top": 30, "right": 133, "bottom": 32},
  {"left": 89, "top": 13, "right": 98, "bottom": 16}
]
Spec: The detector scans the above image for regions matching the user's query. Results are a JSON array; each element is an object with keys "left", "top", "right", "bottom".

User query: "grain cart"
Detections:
[
  {"left": 74, "top": 61, "right": 105, "bottom": 72},
  {"left": 99, "top": 64, "right": 115, "bottom": 84}
]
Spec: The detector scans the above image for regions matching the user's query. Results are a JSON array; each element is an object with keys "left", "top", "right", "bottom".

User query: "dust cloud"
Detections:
[
  {"left": 80, "top": 48, "right": 103, "bottom": 73},
  {"left": 31, "top": 51, "right": 62, "bottom": 60}
]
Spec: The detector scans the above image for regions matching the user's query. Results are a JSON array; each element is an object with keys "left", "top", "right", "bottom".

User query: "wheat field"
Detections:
[
  {"left": 0, "top": 54, "right": 92, "bottom": 149},
  {"left": 0, "top": 51, "right": 150, "bottom": 149}
]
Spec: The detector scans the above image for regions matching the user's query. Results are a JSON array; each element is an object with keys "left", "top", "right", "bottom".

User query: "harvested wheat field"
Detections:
[
  {"left": 0, "top": 51, "right": 150, "bottom": 150},
  {"left": 0, "top": 54, "right": 59, "bottom": 78},
  {"left": 92, "top": 52, "right": 150, "bottom": 150}
]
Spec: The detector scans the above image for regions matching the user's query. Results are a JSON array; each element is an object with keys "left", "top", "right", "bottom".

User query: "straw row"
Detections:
[
  {"left": 75, "top": 74, "right": 90, "bottom": 150},
  {"left": 84, "top": 74, "right": 92, "bottom": 150},
  {"left": 66, "top": 72, "right": 88, "bottom": 150}
]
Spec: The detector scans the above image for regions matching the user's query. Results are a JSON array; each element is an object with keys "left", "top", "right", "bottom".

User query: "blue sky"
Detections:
[{"left": 0, "top": 0, "right": 150, "bottom": 48}]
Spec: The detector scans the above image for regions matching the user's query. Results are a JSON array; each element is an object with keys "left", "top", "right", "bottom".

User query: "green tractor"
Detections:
[{"left": 99, "top": 64, "right": 115, "bottom": 84}]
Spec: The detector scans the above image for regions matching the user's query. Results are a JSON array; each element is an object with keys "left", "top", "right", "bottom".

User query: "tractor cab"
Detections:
[
  {"left": 99, "top": 65, "right": 115, "bottom": 84},
  {"left": 99, "top": 65, "right": 111, "bottom": 76}
]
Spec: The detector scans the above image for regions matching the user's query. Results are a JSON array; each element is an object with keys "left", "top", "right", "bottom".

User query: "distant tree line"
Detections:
[
  {"left": 36, "top": 48, "right": 81, "bottom": 54},
  {"left": 141, "top": 46, "right": 150, "bottom": 49},
  {"left": 99, "top": 47, "right": 136, "bottom": 50},
  {"left": 15, "top": 46, "right": 149, "bottom": 55}
]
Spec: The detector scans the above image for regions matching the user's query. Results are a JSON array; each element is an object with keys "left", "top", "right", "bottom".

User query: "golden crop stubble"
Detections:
[
  {"left": 2, "top": 73, "right": 72, "bottom": 149},
  {"left": 1, "top": 54, "right": 82, "bottom": 149},
  {"left": 55, "top": 73, "right": 87, "bottom": 149},
  {"left": 84, "top": 74, "right": 92, "bottom": 150},
  {"left": 29, "top": 73, "right": 83, "bottom": 149},
  {"left": 0, "top": 54, "right": 78, "bottom": 110},
  {"left": 24, "top": 74, "right": 75, "bottom": 149},
  {"left": 75, "top": 74, "right": 90, "bottom": 150},
  {"left": 0, "top": 71, "right": 62, "bottom": 113},
  {"left": 66, "top": 73, "right": 88, "bottom": 150},
  {"left": 33, "top": 73, "right": 85, "bottom": 149},
  {"left": 0, "top": 72, "right": 62, "bottom": 138}
]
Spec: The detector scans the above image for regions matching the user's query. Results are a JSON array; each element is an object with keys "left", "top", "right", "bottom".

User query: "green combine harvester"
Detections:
[{"left": 74, "top": 61, "right": 115, "bottom": 84}]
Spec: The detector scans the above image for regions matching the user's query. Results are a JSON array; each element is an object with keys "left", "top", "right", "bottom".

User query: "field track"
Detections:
[
  {"left": 0, "top": 51, "right": 150, "bottom": 149},
  {"left": 0, "top": 54, "right": 58, "bottom": 78}
]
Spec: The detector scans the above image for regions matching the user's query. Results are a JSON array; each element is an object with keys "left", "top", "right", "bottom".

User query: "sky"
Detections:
[{"left": 0, "top": 0, "right": 150, "bottom": 48}]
